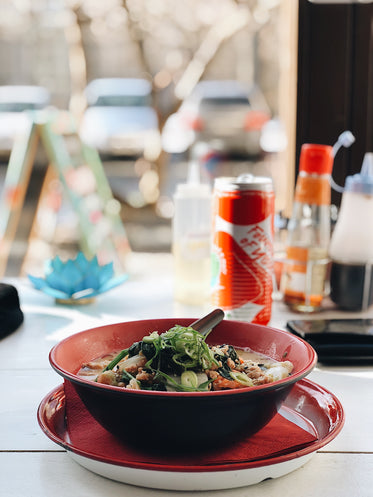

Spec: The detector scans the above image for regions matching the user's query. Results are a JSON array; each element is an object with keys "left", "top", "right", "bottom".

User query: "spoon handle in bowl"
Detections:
[{"left": 190, "top": 308, "right": 225, "bottom": 336}]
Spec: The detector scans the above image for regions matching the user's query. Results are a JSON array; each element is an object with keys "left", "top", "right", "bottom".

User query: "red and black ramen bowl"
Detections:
[{"left": 49, "top": 318, "right": 317, "bottom": 454}]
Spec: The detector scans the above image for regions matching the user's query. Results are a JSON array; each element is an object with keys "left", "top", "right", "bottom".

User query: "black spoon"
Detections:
[{"left": 190, "top": 308, "right": 225, "bottom": 336}]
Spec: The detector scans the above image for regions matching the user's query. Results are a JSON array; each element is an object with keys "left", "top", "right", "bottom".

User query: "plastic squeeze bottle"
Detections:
[
  {"left": 172, "top": 159, "right": 212, "bottom": 305},
  {"left": 329, "top": 153, "right": 373, "bottom": 310},
  {"left": 282, "top": 144, "right": 333, "bottom": 312}
]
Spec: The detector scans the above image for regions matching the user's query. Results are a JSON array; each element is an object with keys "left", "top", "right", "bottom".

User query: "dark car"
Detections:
[{"left": 162, "top": 80, "right": 271, "bottom": 157}]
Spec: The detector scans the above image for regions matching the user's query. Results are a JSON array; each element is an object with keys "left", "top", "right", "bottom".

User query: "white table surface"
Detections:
[{"left": 1, "top": 252, "right": 373, "bottom": 496}]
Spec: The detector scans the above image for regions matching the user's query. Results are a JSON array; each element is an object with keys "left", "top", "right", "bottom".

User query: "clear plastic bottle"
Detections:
[
  {"left": 282, "top": 144, "right": 333, "bottom": 312},
  {"left": 172, "top": 159, "right": 212, "bottom": 305},
  {"left": 329, "top": 153, "right": 373, "bottom": 310}
]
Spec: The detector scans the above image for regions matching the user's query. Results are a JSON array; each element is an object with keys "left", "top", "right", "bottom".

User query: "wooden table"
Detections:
[{"left": 1, "top": 253, "right": 372, "bottom": 496}]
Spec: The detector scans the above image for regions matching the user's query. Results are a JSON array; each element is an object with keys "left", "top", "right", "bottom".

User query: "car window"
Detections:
[
  {"left": 94, "top": 95, "right": 152, "bottom": 107},
  {"left": 0, "top": 102, "right": 47, "bottom": 112},
  {"left": 200, "top": 96, "right": 250, "bottom": 107}
]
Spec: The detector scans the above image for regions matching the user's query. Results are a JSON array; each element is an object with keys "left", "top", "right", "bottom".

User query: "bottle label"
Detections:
[
  {"left": 294, "top": 175, "right": 331, "bottom": 205},
  {"left": 283, "top": 246, "right": 328, "bottom": 302}
]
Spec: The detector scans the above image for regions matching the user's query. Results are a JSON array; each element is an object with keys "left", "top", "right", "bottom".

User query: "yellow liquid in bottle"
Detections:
[
  {"left": 173, "top": 237, "right": 211, "bottom": 305},
  {"left": 283, "top": 246, "right": 329, "bottom": 312}
]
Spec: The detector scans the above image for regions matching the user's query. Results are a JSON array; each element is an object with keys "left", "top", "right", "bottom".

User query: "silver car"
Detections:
[
  {"left": 0, "top": 85, "right": 50, "bottom": 156},
  {"left": 80, "top": 78, "right": 161, "bottom": 160}
]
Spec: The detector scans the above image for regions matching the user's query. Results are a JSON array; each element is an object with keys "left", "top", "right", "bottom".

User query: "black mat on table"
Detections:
[{"left": 0, "top": 283, "right": 24, "bottom": 339}]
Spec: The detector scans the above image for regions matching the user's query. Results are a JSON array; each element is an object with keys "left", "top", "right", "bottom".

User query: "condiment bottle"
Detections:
[
  {"left": 282, "top": 144, "right": 333, "bottom": 312},
  {"left": 329, "top": 153, "right": 373, "bottom": 310},
  {"left": 172, "top": 159, "right": 212, "bottom": 305}
]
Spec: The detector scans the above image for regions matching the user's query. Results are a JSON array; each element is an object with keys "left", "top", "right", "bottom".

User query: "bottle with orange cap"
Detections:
[{"left": 282, "top": 143, "right": 334, "bottom": 312}]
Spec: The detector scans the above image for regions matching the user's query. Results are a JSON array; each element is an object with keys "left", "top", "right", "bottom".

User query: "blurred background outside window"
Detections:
[{"left": 0, "top": 0, "right": 298, "bottom": 276}]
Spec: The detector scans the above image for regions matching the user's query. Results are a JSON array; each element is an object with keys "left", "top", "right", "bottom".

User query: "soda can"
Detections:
[{"left": 211, "top": 175, "right": 275, "bottom": 325}]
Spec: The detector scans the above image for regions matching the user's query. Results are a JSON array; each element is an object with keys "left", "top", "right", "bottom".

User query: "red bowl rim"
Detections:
[{"left": 49, "top": 318, "right": 318, "bottom": 398}]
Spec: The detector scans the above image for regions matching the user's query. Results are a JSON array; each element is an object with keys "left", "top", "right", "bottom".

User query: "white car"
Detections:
[
  {"left": 162, "top": 80, "right": 271, "bottom": 157},
  {"left": 0, "top": 85, "right": 50, "bottom": 156},
  {"left": 79, "top": 78, "right": 161, "bottom": 160}
]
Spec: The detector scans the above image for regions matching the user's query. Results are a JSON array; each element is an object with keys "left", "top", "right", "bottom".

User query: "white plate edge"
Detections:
[{"left": 68, "top": 451, "right": 314, "bottom": 490}]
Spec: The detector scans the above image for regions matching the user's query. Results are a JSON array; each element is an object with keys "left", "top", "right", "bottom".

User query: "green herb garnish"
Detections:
[
  {"left": 99, "top": 325, "right": 219, "bottom": 391},
  {"left": 102, "top": 348, "right": 129, "bottom": 372},
  {"left": 144, "top": 325, "right": 219, "bottom": 372}
]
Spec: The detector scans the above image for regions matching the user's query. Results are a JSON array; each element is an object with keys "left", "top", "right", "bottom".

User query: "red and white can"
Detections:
[{"left": 211, "top": 175, "right": 275, "bottom": 325}]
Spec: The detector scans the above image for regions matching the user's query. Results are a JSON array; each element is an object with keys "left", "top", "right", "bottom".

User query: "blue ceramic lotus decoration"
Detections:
[{"left": 28, "top": 252, "right": 128, "bottom": 303}]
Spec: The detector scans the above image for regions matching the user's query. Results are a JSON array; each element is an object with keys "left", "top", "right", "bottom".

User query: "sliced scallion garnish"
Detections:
[{"left": 102, "top": 348, "right": 129, "bottom": 372}]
